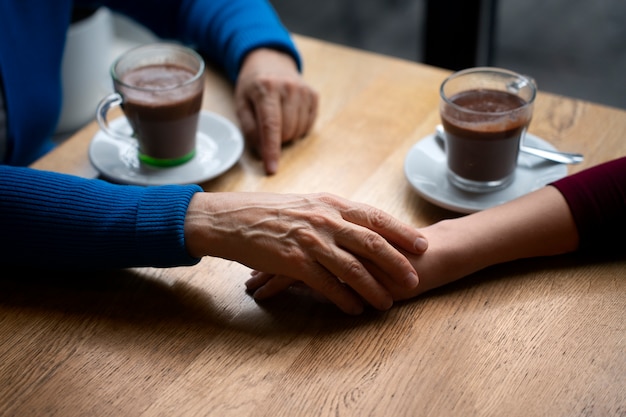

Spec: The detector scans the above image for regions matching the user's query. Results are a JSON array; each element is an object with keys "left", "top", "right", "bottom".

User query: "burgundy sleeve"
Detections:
[{"left": 550, "top": 156, "right": 626, "bottom": 254}]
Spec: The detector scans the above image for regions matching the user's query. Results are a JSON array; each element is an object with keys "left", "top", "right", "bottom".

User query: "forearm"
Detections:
[
  {"left": 394, "top": 186, "right": 579, "bottom": 299},
  {"left": 444, "top": 185, "right": 579, "bottom": 267}
]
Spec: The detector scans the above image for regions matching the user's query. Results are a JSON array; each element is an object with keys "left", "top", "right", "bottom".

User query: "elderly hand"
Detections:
[
  {"left": 234, "top": 48, "right": 319, "bottom": 175},
  {"left": 184, "top": 192, "right": 428, "bottom": 315}
]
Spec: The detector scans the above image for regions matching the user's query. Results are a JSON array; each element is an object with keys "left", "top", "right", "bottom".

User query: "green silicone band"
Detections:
[{"left": 138, "top": 149, "right": 196, "bottom": 167}]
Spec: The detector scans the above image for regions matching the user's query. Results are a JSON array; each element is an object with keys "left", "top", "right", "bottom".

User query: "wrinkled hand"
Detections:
[
  {"left": 244, "top": 223, "right": 458, "bottom": 307},
  {"left": 184, "top": 192, "right": 428, "bottom": 315},
  {"left": 234, "top": 48, "right": 319, "bottom": 175}
]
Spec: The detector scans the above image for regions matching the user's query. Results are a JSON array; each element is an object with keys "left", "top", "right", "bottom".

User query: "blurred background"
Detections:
[
  {"left": 268, "top": 0, "right": 626, "bottom": 110},
  {"left": 59, "top": 0, "right": 625, "bottom": 140}
]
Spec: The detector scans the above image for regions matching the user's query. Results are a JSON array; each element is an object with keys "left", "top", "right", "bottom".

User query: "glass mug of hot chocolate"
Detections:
[
  {"left": 97, "top": 43, "right": 205, "bottom": 167},
  {"left": 439, "top": 67, "right": 536, "bottom": 192}
]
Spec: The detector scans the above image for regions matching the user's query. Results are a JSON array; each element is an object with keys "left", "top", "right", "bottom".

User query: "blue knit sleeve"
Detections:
[
  {"left": 0, "top": 165, "right": 203, "bottom": 269},
  {"left": 98, "top": 0, "right": 302, "bottom": 81},
  {"left": 179, "top": 0, "right": 302, "bottom": 81}
]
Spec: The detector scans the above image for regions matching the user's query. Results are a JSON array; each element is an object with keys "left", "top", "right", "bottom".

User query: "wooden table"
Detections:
[{"left": 4, "top": 35, "right": 624, "bottom": 416}]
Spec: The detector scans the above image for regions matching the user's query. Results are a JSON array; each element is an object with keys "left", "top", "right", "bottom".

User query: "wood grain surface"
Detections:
[{"left": 7, "top": 35, "right": 625, "bottom": 417}]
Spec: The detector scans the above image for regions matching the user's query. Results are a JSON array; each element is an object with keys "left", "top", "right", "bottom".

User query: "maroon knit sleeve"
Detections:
[{"left": 550, "top": 156, "right": 626, "bottom": 254}]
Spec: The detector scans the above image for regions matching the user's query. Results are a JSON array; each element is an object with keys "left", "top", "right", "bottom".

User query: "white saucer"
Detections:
[
  {"left": 89, "top": 110, "right": 244, "bottom": 186},
  {"left": 404, "top": 132, "right": 568, "bottom": 213}
]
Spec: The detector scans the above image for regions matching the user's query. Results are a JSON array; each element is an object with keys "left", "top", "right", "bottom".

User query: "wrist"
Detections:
[
  {"left": 241, "top": 48, "right": 298, "bottom": 73},
  {"left": 184, "top": 193, "right": 213, "bottom": 259},
  {"left": 424, "top": 218, "right": 494, "bottom": 280},
  {"left": 388, "top": 219, "right": 487, "bottom": 300}
]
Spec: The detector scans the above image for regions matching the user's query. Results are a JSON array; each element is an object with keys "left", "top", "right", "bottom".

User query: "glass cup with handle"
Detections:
[
  {"left": 97, "top": 43, "right": 205, "bottom": 167},
  {"left": 439, "top": 67, "right": 536, "bottom": 193}
]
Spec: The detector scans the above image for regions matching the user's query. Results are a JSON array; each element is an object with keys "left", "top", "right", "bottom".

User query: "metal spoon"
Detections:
[{"left": 435, "top": 125, "right": 584, "bottom": 165}]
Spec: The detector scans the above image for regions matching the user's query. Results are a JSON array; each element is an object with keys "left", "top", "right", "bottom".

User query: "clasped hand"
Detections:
[{"left": 184, "top": 192, "right": 427, "bottom": 315}]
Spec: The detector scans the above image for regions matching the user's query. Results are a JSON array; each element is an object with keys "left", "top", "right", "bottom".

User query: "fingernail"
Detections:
[{"left": 415, "top": 237, "right": 428, "bottom": 252}]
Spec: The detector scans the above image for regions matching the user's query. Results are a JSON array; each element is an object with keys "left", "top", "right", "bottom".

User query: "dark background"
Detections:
[{"left": 269, "top": 0, "right": 626, "bottom": 110}]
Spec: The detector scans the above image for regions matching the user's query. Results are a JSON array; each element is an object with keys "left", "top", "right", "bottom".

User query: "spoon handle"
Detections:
[{"left": 520, "top": 144, "right": 584, "bottom": 164}]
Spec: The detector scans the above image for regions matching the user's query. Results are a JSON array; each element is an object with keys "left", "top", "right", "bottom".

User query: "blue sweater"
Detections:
[{"left": 0, "top": 0, "right": 300, "bottom": 268}]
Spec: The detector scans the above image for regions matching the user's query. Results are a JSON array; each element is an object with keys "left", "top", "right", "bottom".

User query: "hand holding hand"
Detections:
[
  {"left": 184, "top": 192, "right": 428, "bottom": 314},
  {"left": 234, "top": 48, "right": 319, "bottom": 175},
  {"left": 245, "top": 185, "right": 583, "bottom": 310}
]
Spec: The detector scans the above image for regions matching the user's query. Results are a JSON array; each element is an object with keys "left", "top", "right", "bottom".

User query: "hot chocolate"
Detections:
[
  {"left": 97, "top": 43, "right": 206, "bottom": 168},
  {"left": 441, "top": 88, "right": 531, "bottom": 183},
  {"left": 119, "top": 64, "right": 203, "bottom": 163}
]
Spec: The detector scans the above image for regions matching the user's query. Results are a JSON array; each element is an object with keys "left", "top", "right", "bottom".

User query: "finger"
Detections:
[
  {"left": 252, "top": 269, "right": 365, "bottom": 315},
  {"left": 245, "top": 270, "right": 274, "bottom": 292},
  {"left": 236, "top": 98, "right": 258, "bottom": 140},
  {"left": 235, "top": 96, "right": 266, "bottom": 162},
  {"left": 280, "top": 87, "right": 300, "bottom": 141},
  {"left": 295, "top": 267, "right": 365, "bottom": 315},
  {"left": 247, "top": 272, "right": 333, "bottom": 304},
  {"left": 288, "top": 282, "right": 331, "bottom": 303},
  {"left": 328, "top": 195, "right": 429, "bottom": 255},
  {"left": 306, "top": 195, "right": 419, "bottom": 290},
  {"left": 250, "top": 274, "right": 297, "bottom": 300},
  {"left": 296, "top": 88, "right": 319, "bottom": 139},
  {"left": 339, "top": 224, "right": 420, "bottom": 292},
  {"left": 254, "top": 92, "right": 283, "bottom": 175},
  {"left": 315, "top": 248, "right": 394, "bottom": 311},
  {"left": 358, "top": 257, "right": 403, "bottom": 296}
]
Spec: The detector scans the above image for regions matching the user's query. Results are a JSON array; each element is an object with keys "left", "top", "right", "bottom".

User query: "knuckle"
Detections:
[
  {"left": 361, "top": 232, "right": 386, "bottom": 253},
  {"left": 294, "top": 226, "right": 323, "bottom": 248},
  {"left": 246, "top": 80, "right": 266, "bottom": 99},
  {"left": 307, "top": 214, "right": 327, "bottom": 229},
  {"left": 280, "top": 243, "right": 310, "bottom": 271},
  {"left": 258, "top": 76, "right": 294, "bottom": 96},
  {"left": 260, "top": 116, "right": 281, "bottom": 134},
  {"left": 255, "top": 76, "right": 274, "bottom": 92},
  {"left": 342, "top": 258, "right": 366, "bottom": 281},
  {"left": 367, "top": 207, "right": 391, "bottom": 229},
  {"left": 282, "top": 79, "right": 298, "bottom": 95},
  {"left": 316, "top": 192, "right": 341, "bottom": 208}
]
